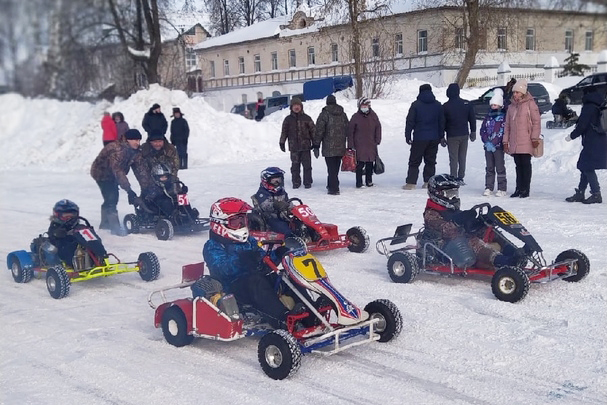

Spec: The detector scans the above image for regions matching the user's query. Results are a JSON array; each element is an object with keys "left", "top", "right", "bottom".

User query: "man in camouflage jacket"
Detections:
[
  {"left": 279, "top": 98, "right": 316, "bottom": 189},
  {"left": 137, "top": 129, "right": 181, "bottom": 196}
]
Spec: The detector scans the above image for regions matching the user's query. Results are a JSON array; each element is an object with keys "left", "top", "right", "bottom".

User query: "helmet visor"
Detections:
[
  {"left": 442, "top": 189, "right": 459, "bottom": 199},
  {"left": 226, "top": 213, "right": 248, "bottom": 230},
  {"left": 57, "top": 211, "right": 77, "bottom": 222},
  {"left": 269, "top": 176, "right": 283, "bottom": 187}
]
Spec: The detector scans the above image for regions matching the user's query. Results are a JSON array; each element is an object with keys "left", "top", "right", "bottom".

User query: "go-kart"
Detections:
[
  {"left": 247, "top": 198, "right": 370, "bottom": 253},
  {"left": 376, "top": 203, "right": 589, "bottom": 303},
  {"left": 148, "top": 239, "right": 401, "bottom": 380},
  {"left": 123, "top": 182, "right": 210, "bottom": 240},
  {"left": 7, "top": 218, "right": 160, "bottom": 299}
]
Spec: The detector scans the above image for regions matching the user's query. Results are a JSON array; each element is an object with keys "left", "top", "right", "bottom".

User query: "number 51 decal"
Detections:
[{"left": 178, "top": 194, "right": 189, "bottom": 206}]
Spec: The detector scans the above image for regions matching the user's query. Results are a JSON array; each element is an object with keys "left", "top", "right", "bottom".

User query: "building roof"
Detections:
[{"left": 194, "top": 16, "right": 290, "bottom": 50}]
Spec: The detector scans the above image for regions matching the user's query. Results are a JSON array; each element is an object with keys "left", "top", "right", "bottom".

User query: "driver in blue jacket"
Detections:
[{"left": 251, "top": 167, "right": 294, "bottom": 236}]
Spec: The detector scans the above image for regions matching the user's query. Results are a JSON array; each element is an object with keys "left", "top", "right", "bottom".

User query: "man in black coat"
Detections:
[
  {"left": 443, "top": 83, "right": 477, "bottom": 184},
  {"left": 142, "top": 103, "right": 168, "bottom": 139},
  {"left": 170, "top": 107, "right": 190, "bottom": 169}
]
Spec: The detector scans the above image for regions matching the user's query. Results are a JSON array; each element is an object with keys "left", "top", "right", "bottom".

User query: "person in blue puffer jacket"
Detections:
[
  {"left": 479, "top": 89, "right": 508, "bottom": 197},
  {"left": 202, "top": 197, "right": 291, "bottom": 327}
]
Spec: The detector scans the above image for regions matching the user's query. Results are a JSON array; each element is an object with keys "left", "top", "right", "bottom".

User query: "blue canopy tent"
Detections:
[{"left": 302, "top": 76, "right": 353, "bottom": 101}]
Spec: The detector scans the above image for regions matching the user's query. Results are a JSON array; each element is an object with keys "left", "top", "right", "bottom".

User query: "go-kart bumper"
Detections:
[
  {"left": 527, "top": 258, "right": 579, "bottom": 283},
  {"left": 67, "top": 259, "right": 141, "bottom": 283},
  {"left": 297, "top": 317, "right": 381, "bottom": 355}
]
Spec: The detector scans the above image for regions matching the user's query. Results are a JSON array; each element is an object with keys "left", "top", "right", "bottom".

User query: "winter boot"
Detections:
[
  {"left": 565, "top": 188, "right": 585, "bottom": 203},
  {"left": 107, "top": 211, "right": 127, "bottom": 236},
  {"left": 582, "top": 192, "right": 602, "bottom": 204},
  {"left": 510, "top": 189, "right": 521, "bottom": 198},
  {"left": 99, "top": 208, "right": 110, "bottom": 230}
]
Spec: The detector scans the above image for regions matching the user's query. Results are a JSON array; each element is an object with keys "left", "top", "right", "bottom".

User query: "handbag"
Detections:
[
  {"left": 373, "top": 155, "right": 385, "bottom": 175},
  {"left": 532, "top": 135, "right": 544, "bottom": 158},
  {"left": 341, "top": 149, "right": 357, "bottom": 172}
]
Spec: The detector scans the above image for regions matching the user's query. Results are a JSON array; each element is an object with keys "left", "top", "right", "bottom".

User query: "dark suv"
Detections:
[
  {"left": 470, "top": 83, "right": 551, "bottom": 119},
  {"left": 230, "top": 102, "right": 257, "bottom": 119},
  {"left": 559, "top": 73, "right": 607, "bottom": 104}
]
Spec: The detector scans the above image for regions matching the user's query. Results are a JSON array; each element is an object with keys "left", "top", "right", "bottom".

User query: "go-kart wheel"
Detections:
[
  {"left": 257, "top": 330, "right": 302, "bottom": 380},
  {"left": 161, "top": 306, "right": 194, "bottom": 347},
  {"left": 387, "top": 252, "right": 419, "bottom": 283},
  {"left": 155, "top": 219, "right": 174, "bottom": 241},
  {"left": 346, "top": 226, "right": 370, "bottom": 253},
  {"left": 556, "top": 249, "right": 590, "bottom": 282},
  {"left": 491, "top": 266, "right": 530, "bottom": 303},
  {"left": 46, "top": 265, "right": 70, "bottom": 299},
  {"left": 546, "top": 121, "right": 554, "bottom": 129},
  {"left": 123, "top": 214, "right": 140, "bottom": 234},
  {"left": 364, "top": 299, "right": 403, "bottom": 343},
  {"left": 137, "top": 252, "right": 160, "bottom": 281},
  {"left": 10, "top": 257, "right": 33, "bottom": 283}
]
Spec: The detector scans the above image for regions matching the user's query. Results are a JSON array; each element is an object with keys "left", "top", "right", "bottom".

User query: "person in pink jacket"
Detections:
[{"left": 503, "top": 79, "right": 541, "bottom": 198}]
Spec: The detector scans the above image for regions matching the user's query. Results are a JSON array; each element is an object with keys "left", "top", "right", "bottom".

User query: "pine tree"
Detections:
[{"left": 562, "top": 52, "right": 590, "bottom": 76}]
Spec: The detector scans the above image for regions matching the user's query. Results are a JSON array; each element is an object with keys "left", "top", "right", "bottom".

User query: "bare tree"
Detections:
[{"left": 204, "top": 0, "right": 240, "bottom": 35}]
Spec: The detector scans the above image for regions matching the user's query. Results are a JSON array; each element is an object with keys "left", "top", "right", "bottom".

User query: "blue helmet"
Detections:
[
  {"left": 260, "top": 167, "right": 285, "bottom": 194},
  {"left": 52, "top": 199, "right": 79, "bottom": 226}
]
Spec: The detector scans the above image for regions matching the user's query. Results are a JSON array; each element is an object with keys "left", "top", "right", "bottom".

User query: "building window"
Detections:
[
  {"left": 209, "top": 61, "right": 215, "bottom": 78},
  {"left": 271, "top": 52, "right": 278, "bottom": 70},
  {"left": 497, "top": 27, "right": 507, "bottom": 51},
  {"left": 238, "top": 56, "right": 245, "bottom": 74},
  {"left": 331, "top": 43, "right": 339, "bottom": 62},
  {"left": 565, "top": 29, "right": 574, "bottom": 52},
  {"left": 289, "top": 49, "right": 296, "bottom": 67},
  {"left": 307, "top": 47, "right": 315, "bottom": 65},
  {"left": 185, "top": 48, "right": 197, "bottom": 69},
  {"left": 585, "top": 31, "right": 593, "bottom": 51},
  {"left": 395, "top": 33, "right": 403, "bottom": 55},
  {"left": 254, "top": 54, "right": 261, "bottom": 72},
  {"left": 455, "top": 28, "right": 465, "bottom": 50},
  {"left": 525, "top": 28, "right": 535, "bottom": 51},
  {"left": 372, "top": 37, "right": 380, "bottom": 58},
  {"left": 223, "top": 59, "right": 229, "bottom": 76},
  {"left": 417, "top": 30, "right": 427, "bottom": 53}
]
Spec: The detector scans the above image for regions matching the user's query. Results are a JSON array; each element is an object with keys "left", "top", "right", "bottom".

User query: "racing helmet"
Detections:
[
  {"left": 52, "top": 199, "right": 79, "bottom": 227},
  {"left": 209, "top": 197, "right": 252, "bottom": 243},
  {"left": 428, "top": 174, "right": 461, "bottom": 210},
  {"left": 151, "top": 163, "right": 171, "bottom": 186},
  {"left": 260, "top": 167, "right": 285, "bottom": 194}
]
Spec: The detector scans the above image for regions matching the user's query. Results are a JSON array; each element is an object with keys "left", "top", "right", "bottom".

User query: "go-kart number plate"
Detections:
[
  {"left": 294, "top": 206, "right": 318, "bottom": 221},
  {"left": 178, "top": 194, "right": 189, "bottom": 206},
  {"left": 77, "top": 228, "right": 98, "bottom": 241},
  {"left": 494, "top": 211, "right": 520, "bottom": 225},
  {"left": 292, "top": 254, "right": 327, "bottom": 281}
]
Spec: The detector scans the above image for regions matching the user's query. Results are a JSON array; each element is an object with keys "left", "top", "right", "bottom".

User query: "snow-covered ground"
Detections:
[{"left": 0, "top": 79, "right": 605, "bottom": 405}]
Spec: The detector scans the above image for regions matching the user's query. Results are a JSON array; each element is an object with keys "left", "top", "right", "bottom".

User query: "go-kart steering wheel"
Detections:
[{"left": 287, "top": 197, "right": 303, "bottom": 205}]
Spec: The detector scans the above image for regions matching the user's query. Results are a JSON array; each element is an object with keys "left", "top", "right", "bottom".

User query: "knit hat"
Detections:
[
  {"left": 124, "top": 129, "right": 142, "bottom": 140},
  {"left": 147, "top": 129, "right": 165, "bottom": 141},
  {"left": 419, "top": 84, "right": 432, "bottom": 92},
  {"left": 172, "top": 107, "right": 182, "bottom": 116},
  {"left": 326, "top": 95, "right": 336, "bottom": 105},
  {"left": 290, "top": 97, "right": 303, "bottom": 107},
  {"left": 489, "top": 88, "right": 504, "bottom": 107},
  {"left": 512, "top": 79, "right": 528, "bottom": 94}
]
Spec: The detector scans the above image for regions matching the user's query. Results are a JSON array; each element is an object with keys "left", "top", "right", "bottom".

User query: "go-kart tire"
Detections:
[
  {"left": 491, "top": 266, "right": 529, "bottom": 303},
  {"left": 387, "top": 252, "right": 419, "bottom": 283},
  {"left": 46, "top": 265, "right": 70, "bottom": 299},
  {"left": 346, "top": 226, "right": 370, "bottom": 253},
  {"left": 155, "top": 219, "right": 174, "bottom": 241},
  {"left": 257, "top": 330, "right": 302, "bottom": 380},
  {"left": 161, "top": 305, "right": 194, "bottom": 347},
  {"left": 10, "top": 257, "right": 33, "bottom": 283},
  {"left": 137, "top": 252, "right": 160, "bottom": 281},
  {"left": 364, "top": 299, "right": 403, "bottom": 343},
  {"left": 123, "top": 214, "right": 140, "bottom": 234},
  {"left": 546, "top": 121, "right": 554, "bottom": 129},
  {"left": 556, "top": 249, "right": 590, "bottom": 282}
]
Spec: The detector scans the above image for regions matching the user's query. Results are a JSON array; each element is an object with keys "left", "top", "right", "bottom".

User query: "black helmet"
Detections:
[
  {"left": 52, "top": 199, "right": 79, "bottom": 226},
  {"left": 151, "top": 163, "right": 171, "bottom": 186},
  {"left": 260, "top": 167, "right": 285, "bottom": 194},
  {"left": 428, "top": 174, "right": 461, "bottom": 210}
]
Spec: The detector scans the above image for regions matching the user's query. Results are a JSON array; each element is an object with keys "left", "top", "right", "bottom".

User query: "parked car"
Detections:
[
  {"left": 230, "top": 102, "right": 257, "bottom": 119},
  {"left": 470, "top": 83, "right": 551, "bottom": 119},
  {"left": 559, "top": 72, "right": 607, "bottom": 104},
  {"left": 264, "top": 93, "right": 305, "bottom": 117}
]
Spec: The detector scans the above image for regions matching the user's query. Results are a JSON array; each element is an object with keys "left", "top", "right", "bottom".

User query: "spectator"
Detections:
[
  {"left": 503, "top": 79, "right": 541, "bottom": 198},
  {"left": 443, "top": 83, "right": 477, "bottom": 184},
  {"left": 101, "top": 112, "right": 117, "bottom": 146},
  {"left": 479, "top": 89, "right": 508, "bottom": 197},
  {"left": 279, "top": 98, "right": 316, "bottom": 189},
  {"left": 503, "top": 78, "right": 517, "bottom": 113},
  {"left": 142, "top": 103, "right": 168, "bottom": 139},
  {"left": 403, "top": 84, "right": 445, "bottom": 190},
  {"left": 112, "top": 112, "right": 129, "bottom": 141},
  {"left": 347, "top": 97, "right": 382, "bottom": 188},
  {"left": 564, "top": 87, "right": 606, "bottom": 204},
  {"left": 314, "top": 95, "right": 349, "bottom": 195},
  {"left": 255, "top": 98, "right": 266, "bottom": 121},
  {"left": 170, "top": 107, "right": 190, "bottom": 170}
]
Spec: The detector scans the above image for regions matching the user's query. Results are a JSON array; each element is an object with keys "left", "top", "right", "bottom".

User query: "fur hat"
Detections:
[
  {"left": 419, "top": 84, "right": 432, "bottom": 93},
  {"left": 512, "top": 79, "right": 528, "bottom": 94},
  {"left": 147, "top": 129, "right": 165, "bottom": 142},
  {"left": 172, "top": 107, "right": 182, "bottom": 116},
  {"left": 489, "top": 88, "right": 504, "bottom": 107},
  {"left": 124, "top": 129, "right": 142, "bottom": 140},
  {"left": 326, "top": 95, "right": 336, "bottom": 105}
]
